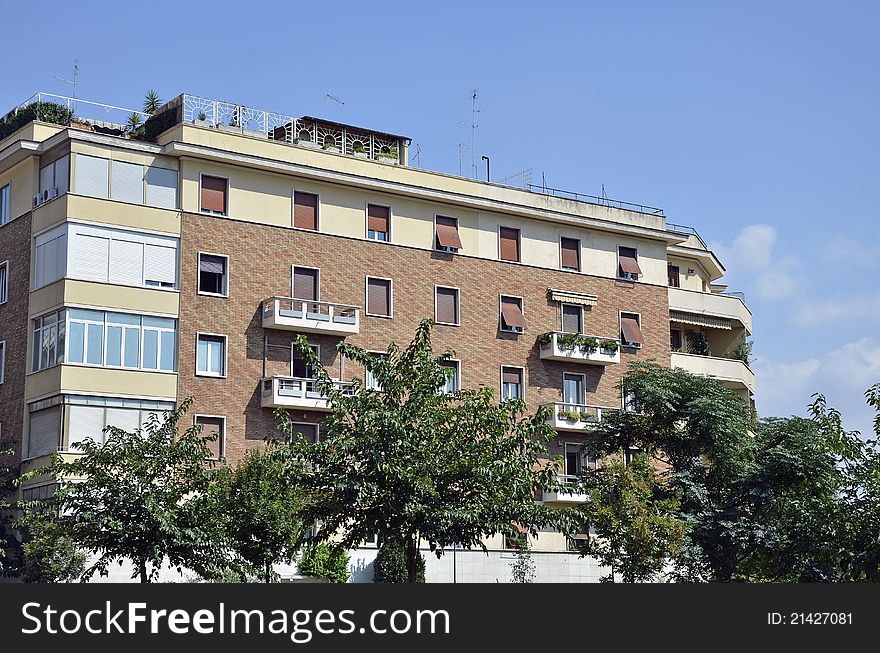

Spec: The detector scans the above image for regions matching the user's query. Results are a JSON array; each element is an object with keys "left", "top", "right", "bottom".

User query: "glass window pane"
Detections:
[
  {"left": 124, "top": 327, "right": 140, "bottom": 367},
  {"left": 106, "top": 325, "right": 122, "bottom": 366},
  {"left": 86, "top": 323, "right": 104, "bottom": 365},
  {"left": 69, "top": 308, "right": 104, "bottom": 321},
  {"left": 143, "top": 316, "right": 175, "bottom": 329},
  {"left": 107, "top": 312, "right": 141, "bottom": 326},
  {"left": 46, "top": 323, "right": 57, "bottom": 367},
  {"left": 65, "top": 322, "right": 82, "bottom": 365},
  {"left": 160, "top": 330, "right": 175, "bottom": 371},
  {"left": 209, "top": 340, "right": 222, "bottom": 374},
  {"left": 197, "top": 337, "right": 208, "bottom": 373},
  {"left": 32, "top": 327, "right": 41, "bottom": 370},
  {"left": 143, "top": 330, "right": 159, "bottom": 370}
]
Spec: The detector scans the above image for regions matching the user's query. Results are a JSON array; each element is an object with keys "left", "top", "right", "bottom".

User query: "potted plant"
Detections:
[
  {"left": 579, "top": 412, "right": 597, "bottom": 422},
  {"left": 600, "top": 339, "right": 620, "bottom": 353},
  {"left": 579, "top": 336, "right": 599, "bottom": 354},
  {"left": 557, "top": 332, "right": 580, "bottom": 352},
  {"left": 193, "top": 111, "right": 208, "bottom": 126},
  {"left": 352, "top": 142, "right": 369, "bottom": 159},
  {"left": 321, "top": 136, "right": 341, "bottom": 153},
  {"left": 537, "top": 333, "right": 553, "bottom": 347},
  {"left": 557, "top": 410, "right": 581, "bottom": 422},
  {"left": 377, "top": 146, "right": 399, "bottom": 163}
]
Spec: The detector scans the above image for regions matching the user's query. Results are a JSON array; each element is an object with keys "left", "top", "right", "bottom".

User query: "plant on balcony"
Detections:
[
  {"left": 537, "top": 332, "right": 553, "bottom": 347},
  {"left": 558, "top": 410, "right": 581, "bottom": 422},
  {"left": 579, "top": 336, "right": 599, "bottom": 354},
  {"left": 600, "top": 339, "right": 620, "bottom": 353},
  {"left": 729, "top": 337, "right": 754, "bottom": 366},
  {"left": 685, "top": 329, "right": 711, "bottom": 357},
  {"left": 579, "top": 412, "right": 597, "bottom": 422},
  {"left": 126, "top": 112, "right": 142, "bottom": 131},
  {"left": 557, "top": 332, "right": 582, "bottom": 351},
  {"left": 0, "top": 101, "right": 75, "bottom": 140},
  {"left": 143, "top": 89, "right": 162, "bottom": 116},
  {"left": 377, "top": 146, "right": 399, "bottom": 160},
  {"left": 280, "top": 319, "right": 565, "bottom": 583}
]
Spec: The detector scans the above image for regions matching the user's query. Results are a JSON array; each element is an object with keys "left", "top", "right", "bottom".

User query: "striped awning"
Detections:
[
  {"left": 669, "top": 310, "right": 732, "bottom": 330},
  {"left": 549, "top": 289, "right": 598, "bottom": 306}
]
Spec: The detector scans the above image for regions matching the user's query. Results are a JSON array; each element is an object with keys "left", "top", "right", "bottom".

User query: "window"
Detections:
[
  {"left": 366, "top": 277, "right": 392, "bottom": 317},
  {"left": 365, "top": 352, "right": 387, "bottom": 391},
  {"left": 501, "top": 366, "right": 523, "bottom": 400},
  {"left": 75, "top": 154, "right": 110, "bottom": 198},
  {"left": 435, "top": 286, "right": 460, "bottom": 326},
  {"left": 27, "top": 405, "right": 62, "bottom": 458},
  {"left": 65, "top": 310, "right": 177, "bottom": 371},
  {"left": 21, "top": 484, "right": 57, "bottom": 502},
  {"left": 670, "top": 328, "right": 683, "bottom": 351},
  {"left": 367, "top": 204, "right": 390, "bottom": 241},
  {"left": 563, "top": 373, "right": 585, "bottom": 405},
  {"left": 290, "top": 423, "right": 319, "bottom": 443},
  {"left": 198, "top": 253, "right": 228, "bottom": 296},
  {"left": 111, "top": 160, "right": 145, "bottom": 204},
  {"left": 435, "top": 215, "right": 462, "bottom": 252},
  {"left": 440, "top": 359, "right": 460, "bottom": 394},
  {"left": 618, "top": 246, "right": 642, "bottom": 280},
  {"left": 293, "top": 191, "right": 318, "bottom": 230},
  {"left": 32, "top": 310, "right": 66, "bottom": 371},
  {"left": 564, "top": 442, "right": 591, "bottom": 477},
  {"left": 39, "top": 154, "right": 70, "bottom": 198},
  {"left": 624, "top": 448, "right": 643, "bottom": 466},
  {"left": 668, "top": 265, "right": 680, "bottom": 288},
  {"left": 196, "top": 334, "right": 226, "bottom": 377},
  {"left": 292, "top": 266, "right": 320, "bottom": 301},
  {"left": 561, "top": 237, "right": 580, "bottom": 271},
  {"left": 499, "top": 226, "right": 520, "bottom": 262},
  {"left": 0, "top": 260, "right": 7, "bottom": 304},
  {"left": 34, "top": 225, "right": 67, "bottom": 289},
  {"left": 291, "top": 344, "right": 319, "bottom": 379},
  {"left": 145, "top": 166, "right": 178, "bottom": 209},
  {"left": 0, "top": 184, "right": 10, "bottom": 225},
  {"left": 499, "top": 295, "right": 525, "bottom": 333},
  {"left": 620, "top": 312, "right": 644, "bottom": 348},
  {"left": 561, "top": 304, "right": 582, "bottom": 334},
  {"left": 200, "top": 175, "right": 228, "bottom": 215},
  {"left": 0, "top": 341, "right": 5, "bottom": 384},
  {"left": 195, "top": 416, "right": 225, "bottom": 459},
  {"left": 66, "top": 395, "right": 175, "bottom": 449}
]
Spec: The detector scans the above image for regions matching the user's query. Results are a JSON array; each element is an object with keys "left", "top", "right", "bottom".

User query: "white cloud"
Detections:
[
  {"left": 730, "top": 224, "right": 777, "bottom": 271},
  {"left": 711, "top": 224, "right": 800, "bottom": 301},
  {"left": 790, "top": 293, "right": 880, "bottom": 328}
]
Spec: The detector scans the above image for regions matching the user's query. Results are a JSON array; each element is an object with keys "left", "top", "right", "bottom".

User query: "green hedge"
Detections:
[
  {"left": 0, "top": 102, "right": 74, "bottom": 141},
  {"left": 373, "top": 540, "right": 426, "bottom": 583},
  {"left": 297, "top": 544, "right": 350, "bottom": 583}
]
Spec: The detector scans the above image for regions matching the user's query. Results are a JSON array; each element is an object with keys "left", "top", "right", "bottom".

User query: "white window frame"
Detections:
[
  {"left": 440, "top": 358, "right": 461, "bottom": 394},
  {"left": 497, "top": 225, "right": 521, "bottom": 263},
  {"left": 199, "top": 173, "right": 229, "bottom": 216},
  {"left": 365, "top": 276, "right": 393, "bottom": 318},
  {"left": 0, "top": 184, "right": 10, "bottom": 225},
  {"left": 499, "top": 294, "right": 524, "bottom": 334},
  {"left": 366, "top": 201, "right": 392, "bottom": 242},
  {"left": 65, "top": 310, "right": 177, "bottom": 372},
  {"left": 560, "top": 302, "right": 584, "bottom": 334},
  {"left": 31, "top": 309, "right": 66, "bottom": 372},
  {"left": 434, "top": 285, "right": 461, "bottom": 327},
  {"left": 559, "top": 236, "right": 581, "bottom": 272},
  {"left": 0, "top": 340, "right": 5, "bottom": 384},
  {"left": 195, "top": 332, "right": 228, "bottom": 378},
  {"left": 194, "top": 414, "right": 226, "bottom": 460},
  {"left": 500, "top": 365, "right": 525, "bottom": 401},
  {"left": 197, "top": 251, "right": 230, "bottom": 298},
  {"left": 617, "top": 246, "right": 640, "bottom": 281},
  {"left": 289, "top": 421, "right": 320, "bottom": 443},
  {"left": 619, "top": 310, "right": 643, "bottom": 349},
  {"left": 364, "top": 350, "right": 387, "bottom": 391},
  {"left": 0, "top": 259, "right": 8, "bottom": 304},
  {"left": 291, "top": 265, "right": 321, "bottom": 301},
  {"left": 292, "top": 188, "right": 320, "bottom": 231},
  {"left": 562, "top": 372, "right": 587, "bottom": 405},
  {"left": 434, "top": 214, "right": 461, "bottom": 253}
]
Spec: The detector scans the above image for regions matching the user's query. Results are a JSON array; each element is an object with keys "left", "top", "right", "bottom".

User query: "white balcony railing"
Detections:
[
  {"left": 260, "top": 376, "right": 354, "bottom": 411},
  {"left": 262, "top": 297, "right": 360, "bottom": 336},
  {"left": 546, "top": 402, "right": 617, "bottom": 432},
  {"left": 538, "top": 332, "right": 621, "bottom": 365},
  {"left": 543, "top": 474, "right": 589, "bottom": 504},
  {"left": 671, "top": 352, "right": 756, "bottom": 395},
  {"left": 668, "top": 286, "right": 752, "bottom": 334}
]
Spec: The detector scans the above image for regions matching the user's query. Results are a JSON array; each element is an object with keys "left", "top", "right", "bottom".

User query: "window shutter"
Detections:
[
  {"left": 145, "top": 244, "right": 177, "bottom": 286},
  {"left": 28, "top": 406, "right": 62, "bottom": 457},
  {"left": 501, "top": 367, "right": 521, "bottom": 384},
  {"left": 111, "top": 160, "right": 144, "bottom": 204},
  {"left": 73, "top": 233, "right": 110, "bottom": 282},
  {"left": 145, "top": 166, "right": 178, "bottom": 209},
  {"left": 68, "top": 405, "right": 106, "bottom": 447},
  {"left": 293, "top": 423, "right": 318, "bottom": 443},
  {"left": 40, "top": 163, "right": 54, "bottom": 194},
  {"left": 367, "top": 204, "right": 389, "bottom": 233},
  {"left": 196, "top": 417, "right": 224, "bottom": 458},
  {"left": 294, "top": 191, "right": 318, "bottom": 230},
  {"left": 105, "top": 407, "right": 141, "bottom": 434},
  {"left": 75, "top": 154, "right": 110, "bottom": 198},
  {"left": 621, "top": 317, "right": 644, "bottom": 345},
  {"left": 293, "top": 268, "right": 319, "bottom": 301},
  {"left": 500, "top": 296, "right": 526, "bottom": 329},
  {"left": 436, "top": 287, "right": 458, "bottom": 324},
  {"left": 499, "top": 227, "right": 520, "bottom": 262},
  {"left": 367, "top": 278, "right": 390, "bottom": 316},
  {"left": 54, "top": 155, "right": 70, "bottom": 195},
  {"left": 109, "top": 238, "right": 144, "bottom": 286},
  {"left": 561, "top": 237, "right": 580, "bottom": 270},
  {"left": 618, "top": 247, "right": 642, "bottom": 276},
  {"left": 562, "top": 304, "right": 582, "bottom": 334},
  {"left": 200, "top": 175, "right": 227, "bottom": 213},
  {"left": 435, "top": 216, "right": 463, "bottom": 249}
]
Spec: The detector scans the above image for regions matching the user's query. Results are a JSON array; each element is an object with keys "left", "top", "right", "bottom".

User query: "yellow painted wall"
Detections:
[
  {"left": 29, "top": 279, "right": 179, "bottom": 318},
  {"left": 70, "top": 140, "right": 178, "bottom": 171},
  {"left": 668, "top": 255, "right": 708, "bottom": 291},
  {"left": 0, "top": 157, "right": 38, "bottom": 221},
  {"left": 32, "top": 194, "right": 180, "bottom": 235},
  {"left": 60, "top": 366, "right": 178, "bottom": 400}
]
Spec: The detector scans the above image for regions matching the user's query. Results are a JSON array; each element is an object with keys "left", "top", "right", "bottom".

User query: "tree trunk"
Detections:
[
  {"left": 406, "top": 536, "right": 418, "bottom": 584},
  {"left": 265, "top": 561, "right": 271, "bottom": 584},
  {"left": 139, "top": 558, "right": 149, "bottom": 583}
]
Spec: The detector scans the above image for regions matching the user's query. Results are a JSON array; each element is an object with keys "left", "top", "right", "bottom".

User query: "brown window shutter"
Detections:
[
  {"left": 561, "top": 237, "right": 580, "bottom": 270},
  {"left": 621, "top": 316, "right": 644, "bottom": 345},
  {"left": 196, "top": 416, "right": 224, "bottom": 458},
  {"left": 200, "top": 175, "right": 227, "bottom": 214},
  {"left": 294, "top": 191, "right": 318, "bottom": 230},
  {"left": 499, "top": 227, "right": 520, "bottom": 262},
  {"left": 501, "top": 367, "right": 521, "bottom": 384},
  {"left": 367, "top": 204, "right": 389, "bottom": 233},
  {"left": 435, "top": 216, "right": 463, "bottom": 249},
  {"left": 292, "top": 423, "right": 318, "bottom": 443},
  {"left": 561, "top": 304, "right": 582, "bottom": 333},
  {"left": 618, "top": 246, "right": 642, "bottom": 276},
  {"left": 293, "top": 267, "right": 318, "bottom": 301},
  {"left": 367, "top": 278, "right": 390, "bottom": 316},
  {"left": 436, "top": 287, "right": 458, "bottom": 324},
  {"left": 668, "top": 265, "right": 680, "bottom": 287},
  {"left": 500, "top": 296, "right": 526, "bottom": 329}
]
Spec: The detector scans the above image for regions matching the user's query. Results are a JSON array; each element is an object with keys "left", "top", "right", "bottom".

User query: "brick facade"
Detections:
[
  {"left": 0, "top": 212, "right": 32, "bottom": 463},
  {"left": 178, "top": 213, "right": 671, "bottom": 464}
]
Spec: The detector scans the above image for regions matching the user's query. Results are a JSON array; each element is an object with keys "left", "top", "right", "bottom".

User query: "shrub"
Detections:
[
  {"left": 0, "top": 102, "right": 74, "bottom": 140},
  {"left": 373, "top": 540, "right": 425, "bottom": 583},
  {"left": 297, "top": 544, "right": 350, "bottom": 583}
]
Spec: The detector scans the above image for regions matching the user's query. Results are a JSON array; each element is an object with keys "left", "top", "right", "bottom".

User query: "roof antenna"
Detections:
[
  {"left": 325, "top": 90, "right": 344, "bottom": 119},
  {"left": 412, "top": 143, "right": 422, "bottom": 167},
  {"left": 469, "top": 89, "right": 480, "bottom": 179},
  {"left": 600, "top": 183, "right": 608, "bottom": 204},
  {"left": 456, "top": 142, "right": 470, "bottom": 176},
  {"left": 55, "top": 58, "right": 79, "bottom": 112}
]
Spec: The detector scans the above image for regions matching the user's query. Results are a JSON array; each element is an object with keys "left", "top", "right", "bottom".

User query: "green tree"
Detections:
[
  {"left": 509, "top": 535, "right": 536, "bottom": 583},
  {"left": 211, "top": 446, "right": 308, "bottom": 583},
  {"left": 373, "top": 539, "right": 426, "bottom": 583},
  {"left": 279, "top": 319, "right": 562, "bottom": 583},
  {"left": 24, "top": 398, "right": 226, "bottom": 582},
  {"left": 574, "top": 455, "right": 684, "bottom": 582},
  {"left": 0, "top": 438, "right": 20, "bottom": 576},
  {"left": 297, "top": 543, "right": 351, "bottom": 583},
  {"left": 16, "top": 516, "right": 86, "bottom": 583},
  {"left": 143, "top": 90, "right": 162, "bottom": 115}
]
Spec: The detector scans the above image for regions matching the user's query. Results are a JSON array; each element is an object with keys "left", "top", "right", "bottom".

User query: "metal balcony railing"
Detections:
[{"left": 528, "top": 184, "right": 664, "bottom": 216}]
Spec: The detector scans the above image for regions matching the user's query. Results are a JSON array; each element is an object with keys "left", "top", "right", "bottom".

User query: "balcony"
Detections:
[
  {"left": 546, "top": 402, "right": 616, "bottom": 432},
  {"left": 671, "top": 352, "right": 756, "bottom": 395},
  {"left": 538, "top": 332, "right": 621, "bottom": 365},
  {"left": 260, "top": 376, "right": 354, "bottom": 411},
  {"left": 543, "top": 475, "right": 588, "bottom": 505},
  {"left": 668, "top": 286, "right": 752, "bottom": 334},
  {"left": 262, "top": 297, "right": 360, "bottom": 336}
]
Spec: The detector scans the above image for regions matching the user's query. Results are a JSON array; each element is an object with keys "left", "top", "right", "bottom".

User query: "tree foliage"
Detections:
[
  {"left": 0, "top": 438, "right": 20, "bottom": 576},
  {"left": 297, "top": 543, "right": 351, "bottom": 583},
  {"left": 279, "top": 319, "right": 563, "bottom": 582},
  {"left": 373, "top": 539, "right": 426, "bottom": 583},
  {"left": 16, "top": 516, "right": 86, "bottom": 583}
]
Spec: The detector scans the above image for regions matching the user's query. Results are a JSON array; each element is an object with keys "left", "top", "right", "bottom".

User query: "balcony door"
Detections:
[
  {"left": 291, "top": 343, "right": 319, "bottom": 378},
  {"left": 563, "top": 373, "right": 585, "bottom": 406}
]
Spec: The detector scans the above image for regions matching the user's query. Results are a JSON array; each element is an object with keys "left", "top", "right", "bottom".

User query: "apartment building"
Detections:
[{"left": 0, "top": 92, "right": 754, "bottom": 580}]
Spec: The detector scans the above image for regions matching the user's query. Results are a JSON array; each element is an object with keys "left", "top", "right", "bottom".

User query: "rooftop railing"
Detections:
[
  {"left": 527, "top": 184, "right": 664, "bottom": 216},
  {"left": 666, "top": 222, "right": 709, "bottom": 249},
  {"left": 1, "top": 92, "right": 149, "bottom": 136}
]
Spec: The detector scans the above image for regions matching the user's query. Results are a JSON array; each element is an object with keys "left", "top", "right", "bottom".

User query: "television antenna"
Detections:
[
  {"left": 468, "top": 89, "right": 479, "bottom": 178},
  {"left": 412, "top": 143, "right": 422, "bottom": 167},
  {"left": 325, "top": 90, "right": 345, "bottom": 119},
  {"left": 55, "top": 59, "right": 79, "bottom": 112},
  {"left": 456, "top": 142, "right": 470, "bottom": 176}
]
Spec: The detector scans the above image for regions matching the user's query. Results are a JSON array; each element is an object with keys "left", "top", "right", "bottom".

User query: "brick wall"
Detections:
[
  {"left": 178, "top": 213, "right": 671, "bottom": 464},
  {"left": 0, "top": 212, "right": 32, "bottom": 463}
]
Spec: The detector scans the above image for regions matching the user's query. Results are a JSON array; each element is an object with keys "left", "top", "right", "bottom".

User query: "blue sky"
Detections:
[{"left": 4, "top": 1, "right": 878, "bottom": 434}]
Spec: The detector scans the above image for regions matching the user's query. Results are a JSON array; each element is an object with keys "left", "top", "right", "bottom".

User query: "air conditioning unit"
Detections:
[
  {"left": 48, "top": 187, "right": 59, "bottom": 200},
  {"left": 33, "top": 193, "right": 43, "bottom": 208}
]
